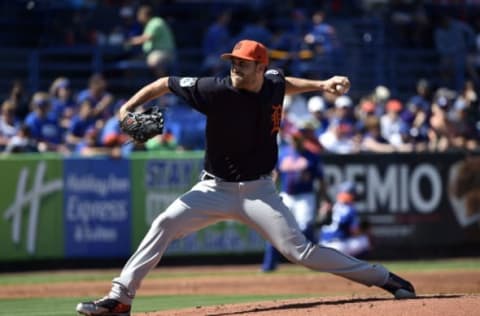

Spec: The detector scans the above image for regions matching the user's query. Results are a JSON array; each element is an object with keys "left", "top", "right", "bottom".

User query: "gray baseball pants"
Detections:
[{"left": 109, "top": 176, "right": 389, "bottom": 304}]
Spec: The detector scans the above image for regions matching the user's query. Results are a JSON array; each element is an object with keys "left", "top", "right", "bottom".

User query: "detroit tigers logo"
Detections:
[{"left": 271, "top": 104, "right": 282, "bottom": 134}]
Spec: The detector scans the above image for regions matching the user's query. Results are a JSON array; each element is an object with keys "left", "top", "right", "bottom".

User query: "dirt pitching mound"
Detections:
[
  {"left": 138, "top": 294, "right": 480, "bottom": 316},
  {"left": 1, "top": 264, "right": 479, "bottom": 315}
]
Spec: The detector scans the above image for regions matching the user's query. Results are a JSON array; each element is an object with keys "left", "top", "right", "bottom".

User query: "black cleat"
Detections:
[
  {"left": 381, "top": 272, "right": 416, "bottom": 299},
  {"left": 76, "top": 296, "right": 131, "bottom": 316}
]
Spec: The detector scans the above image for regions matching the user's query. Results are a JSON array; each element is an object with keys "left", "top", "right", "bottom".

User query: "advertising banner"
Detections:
[
  {"left": 2, "top": 151, "right": 478, "bottom": 262},
  {"left": 131, "top": 153, "right": 265, "bottom": 255},
  {"left": 0, "top": 158, "right": 63, "bottom": 260},
  {"left": 63, "top": 158, "right": 131, "bottom": 258},
  {"left": 322, "top": 152, "right": 480, "bottom": 247}
]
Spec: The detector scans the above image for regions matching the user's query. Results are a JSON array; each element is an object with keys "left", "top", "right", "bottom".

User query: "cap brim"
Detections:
[{"left": 220, "top": 53, "right": 263, "bottom": 63}]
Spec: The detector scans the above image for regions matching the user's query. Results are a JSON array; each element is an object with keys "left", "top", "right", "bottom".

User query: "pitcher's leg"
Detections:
[
  {"left": 109, "top": 183, "right": 232, "bottom": 304},
  {"left": 242, "top": 181, "right": 389, "bottom": 287}
]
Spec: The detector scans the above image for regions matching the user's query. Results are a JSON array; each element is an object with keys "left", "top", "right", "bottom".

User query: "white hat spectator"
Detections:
[
  {"left": 307, "top": 96, "right": 326, "bottom": 113},
  {"left": 374, "top": 85, "right": 390, "bottom": 102},
  {"left": 335, "top": 95, "right": 353, "bottom": 109}
]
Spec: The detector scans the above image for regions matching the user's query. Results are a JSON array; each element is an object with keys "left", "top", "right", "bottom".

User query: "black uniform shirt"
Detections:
[{"left": 168, "top": 69, "right": 286, "bottom": 181}]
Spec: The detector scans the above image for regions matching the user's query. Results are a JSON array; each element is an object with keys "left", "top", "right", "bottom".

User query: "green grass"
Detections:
[
  {"left": 0, "top": 294, "right": 303, "bottom": 316},
  {"left": 1, "top": 258, "right": 479, "bottom": 286},
  {"left": 0, "top": 272, "right": 117, "bottom": 285},
  {"left": 249, "top": 258, "right": 480, "bottom": 275},
  {"left": 0, "top": 257, "right": 479, "bottom": 315},
  {"left": 380, "top": 258, "right": 480, "bottom": 272}
]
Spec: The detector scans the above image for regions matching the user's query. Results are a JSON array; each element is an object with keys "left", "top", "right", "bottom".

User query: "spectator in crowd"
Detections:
[
  {"left": 406, "top": 78, "right": 432, "bottom": 114},
  {"left": 145, "top": 131, "right": 178, "bottom": 152},
  {"left": 428, "top": 88, "right": 457, "bottom": 151},
  {"left": 0, "top": 100, "right": 21, "bottom": 150},
  {"left": 282, "top": 94, "right": 310, "bottom": 129},
  {"left": 6, "top": 79, "right": 29, "bottom": 120},
  {"left": 319, "top": 118, "right": 359, "bottom": 154},
  {"left": 304, "top": 10, "right": 339, "bottom": 56},
  {"left": 319, "top": 96, "right": 359, "bottom": 154},
  {"left": 355, "top": 98, "right": 377, "bottom": 131},
  {"left": 360, "top": 116, "right": 397, "bottom": 153},
  {"left": 126, "top": 4, "right": 176, "bottom": 77},
  {"left": 450, "top": 80, "right": 479, "bottom": 150},
  {"left": 333, "top": 95, "right": 356, "bottom": 124},
  {"left": 371, "top": 85, "right": 391, "bottom": 117},
  {"left": 99, "top": 100, "right": 135, "bottom": 156},
  {"left": 307, "top": 95, "right": 329, "bottom": 137},
  {"left": 402, "top": 103, "right": 429, "bottom": 149},
  {"left": 262, "top": 124, "right": 330, "bottom": 272},
  {"left": 3, "top": 124, "right": 38, "bottom": 154},
  {"left": 102, "top": 5, "right": 143, "bottom": 47},
  {"left": 318, "top": 181, "right": 371, "bottom": 258},
  {"left": 24, "top": 92, "right": 65, "bottom": 153},
  {"left": 76, "top": 73, "right": 114, "bottom": 121},
  {"left": 399, "top": 78, "right": 432, "bottom": 150},
  {"left": 119, "top": 5, "right": 143, "bottom": 40},
  {"left": 202, "top": 10, "right": 233, "bottom": 75},
  {"left": 74, "top": 126, "right": 121, "bottom": 158},
  {"left": 65, "top": 99, "right": 97, "bottom": 149},
  {"left": 49, "top": 77, "right": 77, "bottom": 129},
  {"left": 380, "top": 99, "right": 408, "bottom": 148}
]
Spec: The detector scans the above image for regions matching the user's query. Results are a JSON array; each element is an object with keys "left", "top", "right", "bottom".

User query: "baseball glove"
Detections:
[{"left": 120, "top": 106, "right": 164, "bottom": 143}]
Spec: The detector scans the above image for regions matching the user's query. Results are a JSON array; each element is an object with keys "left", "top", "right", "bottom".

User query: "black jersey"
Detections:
[{"left": 168, "top": 69, "right": 286, "bottom": 181}]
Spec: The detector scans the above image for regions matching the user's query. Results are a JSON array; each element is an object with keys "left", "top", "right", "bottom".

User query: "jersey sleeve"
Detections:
[
  {"left": 168, "top": 76, "right": 213, "bottom": 114},
  {"left": 264, "top": 68, "right": 286, "bottom": 89}
]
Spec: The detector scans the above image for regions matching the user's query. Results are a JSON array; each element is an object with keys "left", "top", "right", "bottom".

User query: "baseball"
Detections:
[{"left": 336, "top": 84, "right": 346, "bottom": 94}]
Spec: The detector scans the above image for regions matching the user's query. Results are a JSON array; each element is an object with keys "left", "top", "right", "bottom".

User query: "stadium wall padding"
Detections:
[{"left": 0, "top": 151, "right": 479, "bottom": 262}]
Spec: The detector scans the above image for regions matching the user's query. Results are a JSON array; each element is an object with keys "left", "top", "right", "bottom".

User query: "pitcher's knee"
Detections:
[
  {"left": 151, "top": 214, "right": 169, "bottom": 229},
  {"left": 150, "top": 214, "right": 180, "bottom": 237},
  {"left": 277, "top": 237, "right": 315, "bottom": 264}
]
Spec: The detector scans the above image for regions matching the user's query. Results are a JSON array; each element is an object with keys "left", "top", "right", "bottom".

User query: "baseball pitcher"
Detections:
[{"left": 77, "top": 39, "right": 415, "bottom": 316}]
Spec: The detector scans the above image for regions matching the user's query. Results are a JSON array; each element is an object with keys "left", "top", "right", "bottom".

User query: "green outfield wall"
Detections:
[{"left": 0, "top": 151, "right": 479, "bottom": 263}]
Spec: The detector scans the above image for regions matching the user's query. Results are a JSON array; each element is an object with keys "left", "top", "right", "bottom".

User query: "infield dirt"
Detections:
[{"left": 1, "top": 264, "right": 479, "bottom": 315}]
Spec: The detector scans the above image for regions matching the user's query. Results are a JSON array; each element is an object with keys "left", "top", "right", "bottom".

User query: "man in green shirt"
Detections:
[{"left": 127, "top": 5, "right": 176, "bottom": 76}]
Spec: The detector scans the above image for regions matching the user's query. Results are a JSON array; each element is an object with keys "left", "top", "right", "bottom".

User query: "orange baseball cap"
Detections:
[
  {"left": 221, "top": 39, "right": 269, "bottom": 65},
  {"left": 386, "top": 99, "right": 403, "bottom": 112}
]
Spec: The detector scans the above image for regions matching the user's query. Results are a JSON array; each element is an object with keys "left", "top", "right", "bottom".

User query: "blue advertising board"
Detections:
[{"left": 63, "top": 158, "right": 132, "bottom": 257}]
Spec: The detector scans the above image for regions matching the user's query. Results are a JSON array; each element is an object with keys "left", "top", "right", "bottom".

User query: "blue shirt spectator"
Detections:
[
  {"left": 319, "top": 181, "right": 371, "bottom": 257},
  {"left": 277, "top": 136, "right": 323, "bottom": 195},
  {"left": 49, "top": 77, "right": 78, "bottom": 128},
  {"left": 65, "top": 99, "right": 96, "bottom": 151},
  {"left": 24, "top": 92, "right": 64, "bottom": 146},
  {"left": 304, "top": 10, "right": 339, "bottom": 56},
  {"left": 320, "top": 201, "right": 360, "bottom": 242},
  {"left": 76, "top": 73, "right": 114, "bottom": 120}
]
